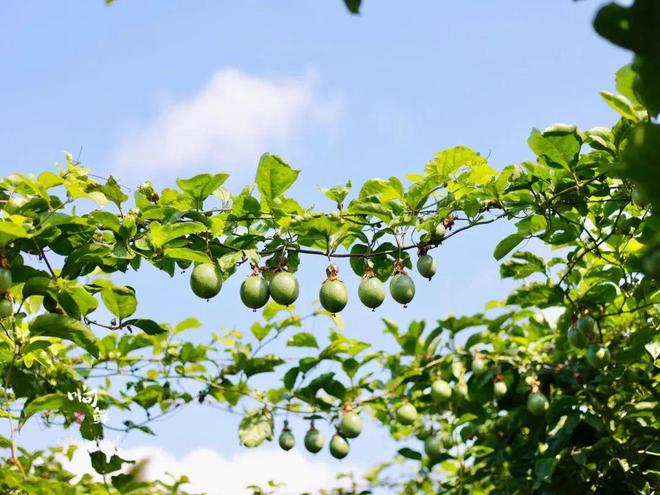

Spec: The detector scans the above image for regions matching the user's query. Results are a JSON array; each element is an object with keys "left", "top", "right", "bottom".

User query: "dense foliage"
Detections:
[{"left": 0, "top": 61, "right": 657, "bottom": 494}]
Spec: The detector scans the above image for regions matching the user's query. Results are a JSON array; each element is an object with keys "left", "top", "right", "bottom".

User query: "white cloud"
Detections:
[
  {"left": 61, "top": 441, "right": 360, "bottom": 495},
  {"left": 112, "top": 68, "right": 339, "bottom": 178}
]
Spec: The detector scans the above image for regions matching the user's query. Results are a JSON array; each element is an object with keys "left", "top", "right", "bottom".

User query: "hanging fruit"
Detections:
[
  {"left": 0, "top": 298, "right": 12, "bottom": 319},
  {"left": 269, "top": 271, "right": 299, "bottom": 306},
  {"left": 304, "top": 422, "right": 324, "bottom": 454},
  {"left": 527, "top": 388, "right": 549, "bottom": 416},
  {"left": 424, "top": 433, "right": 444, "bottom": 462},
  {"left": 358, "top": 260, "right": 385, "bottom": 310},
  {"left": 577, "top": 315, "right": 596, "bottom": 336},
  {"left": 430, "top": 379, "right": 452, "bottom": 403},
  {"left": 190, "top": 262, "right": 223, "bottom": 299},
  {"left": 416, "top": 254, "right": 437, "bottom": 280},
  {"left": 339, "top": 410, "right": 363, "bottom": 439},
  {"left": 493, "top": 380, "right": 508, "bottom": 398},
  {"left": 278, "top": 421, "right": 295, "bottom": 451},
  {"left": 471, "top": 354, "right": 487, "bottom": 376},
  {"left": 240, "top": 268, "right": 270, "bottom": 311},
  {"left": 567, "top": 324, "right": 589, "bottom": 348},
  {"left": 390, "top": 261, "right": 415, "bottom": 307},
  {"left": 395, "top": 402, "right": 417, "bottom": 426},
  {"left": 329, "top": 433, "right": 350, "bottom": 459},
  {"left": 319, "top": 264, "right": 348, "bottom": 314},
  {"left": 0, "top": 268, "right": 12, "bottom": 294},
  {"left": 586, "top": 344, "right": 611, "bottom": 368}
]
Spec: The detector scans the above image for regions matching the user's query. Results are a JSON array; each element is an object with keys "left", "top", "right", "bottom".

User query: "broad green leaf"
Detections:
[
  {"left": 90, "top": 451, "right": 134, "bottom": 475},
  {"left": 287, "top": 332, "right": 319, "bottom": 348},
  {"left": 163, "top": 247, "right": 211, "bottom": 264},
  {"left": 493, "top": 233, "right": 525, "bottom": 260},
  {"left": 101, "top": 285, "right": 137, "bottom": 319},
  {"left": 149, "top": 221, "right": 207, "bottom": 249},
  {"left": 600, "top": 91, "right": 638, "bottom": 121},
  {"left": 319, "top": 180, "right": 352, "bottom": 206},
  {"left": 29, "top": 314, "right": 99, "bottom": 357},
  {"left": 528, "top": 128, "right": 581, "bottom": 169},
  {"left": 176, "top": 173, "right": 229, "bottom": 207},
  {"left": 255, "top": 153, "right": 299, "bottom": 206},
  {"left": 123, "top": 319, "right": 168, "bottom": 335},
  {"left": 239, "top": 408, "right": 274, "bottom": 448}
]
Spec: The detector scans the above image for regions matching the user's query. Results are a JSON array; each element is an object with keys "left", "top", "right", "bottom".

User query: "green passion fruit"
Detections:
[
  {"left": 339, "top": 411, "right": 363, "bottom": 439},
  {"left": 0, "top": 299, "right": 12, "bottom": 319},
  {"left": 586, "top": 344, "right": 611, "bottom": 368},
  {"left": 279, "top": 428, "right": 295, "bottom": 451},
  {"left": 433, "top": 223, "right": 446, "bottom": 241},
  {"left": 269, "top": 271, "right": 299, "bottom": 306},
  {"left": 430, "top": 379, "right": 452, "bottom": 402},
  {"left": 320, "top": 279, "right": 348, "bottom": 314},
  {"left": 240, "top": 275, "right": 270, "bottom": 310},
  {"left": 416, "top": 255, "right": 437, "bottom": 280},
  {"left": 390, "top": 273, "right": 415, "bottom": 306},
  {"left": 329, "top": 434, "right": 350, "bottom": 459},
  {"left": 395, "top": 403, "right": 417, "bottom": 426},
  {"left": 527, "top": 391, "right": 549, "bottom": 416},
  {"left": 0, "top": 268, "right": 12, "bottom": 294},
  {"left": 190, "top": 263, "right": 223, "bottom": 299},
  {"left": 424, "top": 435, "right": 444, "bottom": 462},
  {"left": 567, "top": 325, "right": 588, "bottom": 348},
  {"left": 471, "top": 356, "right": 487, "bottom": 376},
  {"left": 358, "top": 276, "right": 385, "bottom": 310},
  {"left": 493, "top": 381, "right": 508, "bottom": 398},
  {"left": 577, "top": 315, "right": 596, "bottom": 336},
  {"left": 304, "top": 427, "right": 324, "bottom": 454}
]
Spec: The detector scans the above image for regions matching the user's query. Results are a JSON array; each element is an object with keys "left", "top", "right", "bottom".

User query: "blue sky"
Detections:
[{"left": 0, "top": 0, "right": 629, "bottom": 493}]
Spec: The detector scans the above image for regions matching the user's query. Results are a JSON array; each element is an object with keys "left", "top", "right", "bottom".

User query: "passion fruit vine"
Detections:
[{"left": 319, "top": 264, "right": 348, "bottom": 314}]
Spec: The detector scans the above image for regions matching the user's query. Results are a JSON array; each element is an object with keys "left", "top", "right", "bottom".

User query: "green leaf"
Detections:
[
  {"left": 343, "top": 0, "right": 361, "bottom": 14},
  {"left": 163, "top": 247, "right": 212, "bottom": 264},
  {"left": 90, "top": 450, "right": 134, "bottom": 475},
  {"left": 239, "top": 408, "right": 274, "bottom": 448},
  {"left": 287, "top": 332, "right": 319, "bottom": 348},
  {"left": 20, "top": 393, "right": 70, "bottom": 426},
  {"left": 500, "top": 251, "right": 546, "bottom": 279},
  {"left": 493, "top": 233, "right": 525, "bottom": 260},
  {"left": 398, "top": 447, "right": 422, "bottom": 460},
  {"left": 600, "top": 91, "right": 639, "bottom": 121},
  {"left": 123, "top": 319, "right": 168, "bottom": 335},
  {"left": 177, "top": 173, "right": 229, "bottom": 208},
  {"left": 255, "top": 153, "right": 299, "bottom": 206},
  {"left": 528, "top": 128, "right": 581, "bottom": 169},
  {"left": 149, "top": 221, "right": 207, "bottom": 249},
  {"left": 250, "top": 322, "right": 271, "bottom": 341},
  {"left": 29, "top": 314, "right": 99, "bottom": 357},
  {"left": 101, "top": 285, "right": 137, "bottom": 319},
  {"left": 318, "top": 180, "right": 352, "bottom": 206}
]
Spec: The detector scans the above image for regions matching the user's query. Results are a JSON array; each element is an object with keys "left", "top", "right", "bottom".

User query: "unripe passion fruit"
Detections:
[
  {"left": 424, "top": 435, "right": 444, "bottom": 462},
  {"left": 269, "top": 272, "right": 299, "bottom": 306},
  {"left": 586, "top": 344, "right": 611, "bottom": 368},
  {"left": 358, "top": 277, "right": 385, "bottom": 309},
  {"left": 567, "top": 325, "right": 588, "bottom": 348},
  {"left": 493, "top": 381, "right": 508, "bottom": 398},
  {"left": 390, "top": 273, "right": 415, "bottom": 306},
  {"left": 0, "top": 299, "right": 12, "bottom": 319},
  {"left": 329, "top": 433, "right": 350, "bottom": 459},
  {"left": 471, "top": 356, "right": 487, "bottom": 376},
  {"left": 416, "top": 255, "right": 437, "bottom": 280},
  {"left": 319, "top": 279, "right": 348, "bottom": 314},
  {"left": 190, "top": 263, "right": 223, "bottom": 299},
  {"left": 577, "top": 315, "right": 596, "bottom": 336},
  {"left": 240, "top": 275, "right": 270, "bottom": 310},
  {"left": 304, "top": 427, "right": 324, "bottom": 454},
  {"left": 395, "top": 403, "right": 417, "bottom": 426},
  {"left": 0, "top": 268, "right": 12, "bottom": 294},
  {"left": 279, "top": 428, "right": 295, "bottom": 451},
  {"left": 632, "top": 187, "right": 650, "bottom": 207},
  {"left": 433, "top": 223, "right": 446, "bottom": 241},
  {"left": 527, "top": 392, "right": 549, "bottom": 416},
  {"left": 430, "top": 380, "right": 452, "bottom": 402},
  {"left": 339, "top": 411, "right": 362, "bottom": 439}
]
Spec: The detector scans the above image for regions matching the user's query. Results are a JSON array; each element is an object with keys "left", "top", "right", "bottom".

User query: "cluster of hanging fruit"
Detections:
[
  {"left": 189, "top": 255, "right": 438, "bottom": 313},
  {"left": 0, "top": 267, "right": 13, "bottom": 319},
  {"left": 278, "top": 409, "right": 363, "bottom": 460},
  {"left": 566, "top": 314, "right": 611, "bottom": 368}
]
